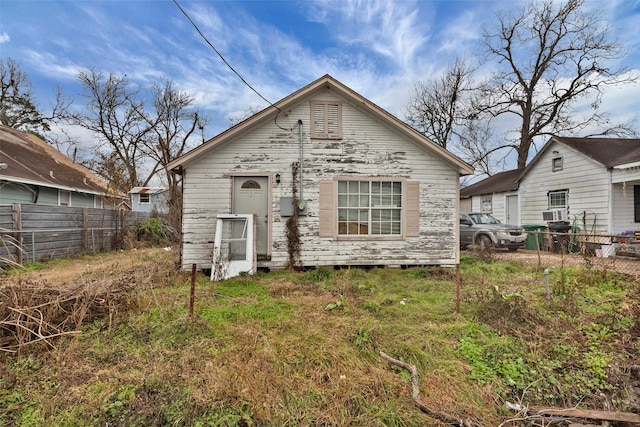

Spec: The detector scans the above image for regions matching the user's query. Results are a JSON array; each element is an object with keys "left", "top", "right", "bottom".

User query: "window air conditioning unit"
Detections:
[{"left": 542, "top": 209, "right": 568, "bottom": 222}]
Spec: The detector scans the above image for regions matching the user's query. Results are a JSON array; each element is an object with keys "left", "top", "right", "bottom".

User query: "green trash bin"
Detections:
[{"left": 523, "top": 225, "right": 547, "bottom": 250}]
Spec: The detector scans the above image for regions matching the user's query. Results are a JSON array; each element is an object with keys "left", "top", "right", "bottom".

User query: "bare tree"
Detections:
[
  {"left": 0, "top": 58, "right": 50, "bottom": 134},
  {"left": 404, "top": 59, "right": 495, "bottom": 175},
  {"left": 479, "top": 0, "right": 638, "bottom": 168},
  {"left": 65, "top": 70, "right": 152, "bottom": 193},
  {"left": 138, "top": 79, "right": 205, "bottom": 204},
  {"left": 405, "top": 59, "right": 475, "bottom": 150}
]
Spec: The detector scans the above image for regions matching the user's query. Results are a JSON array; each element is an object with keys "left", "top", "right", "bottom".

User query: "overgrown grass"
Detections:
[{"left": 1, "top": 251, "right": 638, "bottom": 426}]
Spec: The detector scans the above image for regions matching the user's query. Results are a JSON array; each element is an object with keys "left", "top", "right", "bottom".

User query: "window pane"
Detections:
[
  {"left": 549, "top": 191, "right": 567, "bottom": 208},
  {"left": 391, "top": 222, "right": 401, "bottom": 234},
  {"left": 337, "top": 180, "right": 402, "bottom": 236}
]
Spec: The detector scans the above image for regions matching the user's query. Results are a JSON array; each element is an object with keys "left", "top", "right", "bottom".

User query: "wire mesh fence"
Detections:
[{"left": 490, "top": 230, "right": 640, "bottom": 278}]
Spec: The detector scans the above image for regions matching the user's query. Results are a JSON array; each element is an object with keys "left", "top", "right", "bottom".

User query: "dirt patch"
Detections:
[{"left": 476, "top": 248, "right": 640, "bottom": 278}]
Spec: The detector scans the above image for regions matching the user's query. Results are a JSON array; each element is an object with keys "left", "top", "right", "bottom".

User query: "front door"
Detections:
[
  {"left": 233, "top": 176, "right": 269, "bottom": 257},
  {"left": 506, "top": 194, "right": 519, "bottom": 225}
]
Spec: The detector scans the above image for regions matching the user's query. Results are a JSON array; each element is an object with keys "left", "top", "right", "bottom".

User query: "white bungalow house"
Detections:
[
  {"left": 459, "top": 136, "right": 640, "bottom": 235},
  {"left": 167, "top": 75, "right": 473, "bottom": 273},
  {"left": 519, "top": 136, "right": 640, "bottom": 235}
]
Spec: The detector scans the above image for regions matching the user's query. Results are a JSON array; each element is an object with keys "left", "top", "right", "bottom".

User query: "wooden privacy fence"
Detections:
[{"left": 0, "top": 204, "right": 150, "bottom": 265}]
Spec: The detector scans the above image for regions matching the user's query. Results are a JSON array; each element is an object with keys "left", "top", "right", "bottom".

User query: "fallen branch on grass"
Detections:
[
  {"left": 501, "top": 401, "right": 640, "bottom": 426},
  {"left": 380, "top": 351, "right": 482, "bottom": 427}
]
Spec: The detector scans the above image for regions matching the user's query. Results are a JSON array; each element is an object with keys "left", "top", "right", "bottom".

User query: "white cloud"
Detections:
[
  {"left": 305, "top": 0, "right": 432, "bottom": 70},
  {"left": 0, "top": 32, "right": 9, "bottom": 43}
]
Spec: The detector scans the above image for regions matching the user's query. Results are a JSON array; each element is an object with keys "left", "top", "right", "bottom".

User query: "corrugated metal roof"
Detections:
[{"left": 0, "top": 126, "right": 111, "bottom": 195}]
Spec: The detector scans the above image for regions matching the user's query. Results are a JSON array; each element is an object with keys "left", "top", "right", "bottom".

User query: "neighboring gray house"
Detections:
[
  {"left": 459, "top": 136, "right": 640, "bottom": 234},
  {"left": 167, "top": 75, "right": 473, "bottom": 272},
  {"left": 129, "top": 187, "right": 169, "bottom": 213},
  {"left": 0, "top": 126, "right": 119, "bottom": 208}
]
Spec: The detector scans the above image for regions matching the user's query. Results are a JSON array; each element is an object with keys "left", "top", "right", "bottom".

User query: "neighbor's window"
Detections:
[
  {"left": 140, "top": 193, "right": 150, "bottom": 204},
  {"left": 552, "top": 157, "right": 563, "bottom": 172},
  {"left": 94, "top": 196, "right": 103, "bottom": 209},
  {"left": 311, "top": 100, "right": 342, "bottom": 139},
  {"left": 481, "top": 195, "right": 492, "bottom": 213},
  {"left": 548, "top": 190, "right": 568, "bottom": 209},
  {"left": 58, "top": 190, "right": 71, "bottom": 206},
  {"left": 338, "top": 180, "right": 402, "bottom": 236}
]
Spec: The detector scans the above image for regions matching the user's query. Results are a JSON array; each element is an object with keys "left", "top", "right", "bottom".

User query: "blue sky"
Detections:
[{"left": 2, "top": 0, "right": 640, "bottom": 172}]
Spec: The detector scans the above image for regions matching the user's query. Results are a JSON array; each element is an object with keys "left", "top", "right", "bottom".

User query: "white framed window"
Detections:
[
  {"left": 481, "top": 195, "right": 492, "bottom": 213},
  {"left": 139, "top": 193, "right": 150, "bottom": 204},
  {"left": 552, "top": 157, "right": 563, "bottom": 172},
  {"left": 94, "top": 196, "right": 103, "bottom": 209},
  {"left": 311, "top": 100, "right": 342, "bottom": 139},
  {"left": 548, "top": 190, "right": 568, "bottom": 209},
  {"left": 58, "top": 190, "right": 71, "bottom": 206},
  {"left": 337, "top": 180, "right": 402, "bottom": 236}
]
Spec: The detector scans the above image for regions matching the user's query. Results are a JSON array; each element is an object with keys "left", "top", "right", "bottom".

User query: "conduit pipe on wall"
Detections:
[{"left": 298, "top": 119, "right": 304, "bottom": 210}]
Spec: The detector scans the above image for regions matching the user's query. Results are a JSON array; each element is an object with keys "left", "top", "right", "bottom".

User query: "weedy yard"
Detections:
[{"left": 0, "top": 248, "right": 638, "bottom": 426}]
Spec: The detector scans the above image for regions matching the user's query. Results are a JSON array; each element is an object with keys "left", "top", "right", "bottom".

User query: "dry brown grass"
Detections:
[{"left": 1, "top": 249, "right": 638, "bottom": 426}]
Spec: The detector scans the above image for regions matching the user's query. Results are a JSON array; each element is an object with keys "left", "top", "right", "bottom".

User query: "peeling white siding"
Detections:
[{"left": 179, "top": 89, "right": 461, "bottom": 270}]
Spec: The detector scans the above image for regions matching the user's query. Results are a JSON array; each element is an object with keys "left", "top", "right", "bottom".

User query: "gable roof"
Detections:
[
  {"left": 167, "top": 74, "right": 474, "bottom": 175},
  {"left": 461, "top": 136, "right": 640, "bottom": 196},
  {"left": 525, "top": 136, "right": 640, "bottom": 172},
  {"left": 0, "top": 126, "right": 112, "bottom": 195},
  {"left": 460, "top": 168, "right": 524, "bottom": 198}
]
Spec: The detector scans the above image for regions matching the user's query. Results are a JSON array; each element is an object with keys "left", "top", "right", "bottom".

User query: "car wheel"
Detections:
[
  {"left": 508, "top": 247, "right": 518, "bottom": 252},
  {"left": 476, "top": 234, "right": 493, "bottom": 251}
]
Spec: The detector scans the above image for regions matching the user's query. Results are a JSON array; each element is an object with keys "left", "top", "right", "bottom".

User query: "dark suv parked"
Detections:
[{"left": 459, "top": 212, "right": 527, "bottom": 252}]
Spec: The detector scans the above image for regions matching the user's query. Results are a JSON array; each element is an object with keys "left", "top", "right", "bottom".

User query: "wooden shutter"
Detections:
[
  {"left": 327, "top": 103, "right": 342, "bottom": 138},
  {"left": 312, "top": 102, "right": 325, "bottom": 138},
  {"left": 405, "top": 181, "right": 420, "bottom": 237},
  {"left": 319, "top": 180, "right": 336, "bottom": 237},
  {"left": 310, "top": 101, "right": 342, "bottom": 139}
]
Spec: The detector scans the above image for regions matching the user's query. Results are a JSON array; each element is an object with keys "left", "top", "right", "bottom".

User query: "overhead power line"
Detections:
[{"left": 172, "top": 0, "right": 283, "bottom": 116}]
